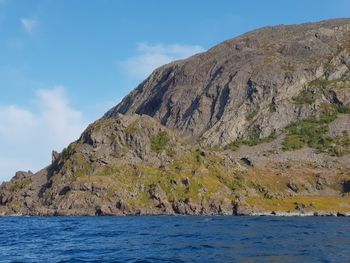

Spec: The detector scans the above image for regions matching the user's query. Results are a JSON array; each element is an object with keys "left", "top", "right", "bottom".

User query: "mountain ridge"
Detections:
[{"left": 104, "top": 18, "right": 350, "bottom": 146}]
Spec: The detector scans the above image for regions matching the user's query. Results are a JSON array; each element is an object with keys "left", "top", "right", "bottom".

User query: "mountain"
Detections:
[{"left": 1, "top": 19, "right": 350, "bottom": 216}]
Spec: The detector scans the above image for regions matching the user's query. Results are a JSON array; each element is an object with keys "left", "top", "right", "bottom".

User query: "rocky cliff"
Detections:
[{"left": 1, "top": 19, "right": 350, "bottom": 216}]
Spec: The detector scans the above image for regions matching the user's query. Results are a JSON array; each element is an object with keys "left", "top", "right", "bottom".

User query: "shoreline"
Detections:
[{"left": 1, "top": 211, "right": 350, "bottom": 217}]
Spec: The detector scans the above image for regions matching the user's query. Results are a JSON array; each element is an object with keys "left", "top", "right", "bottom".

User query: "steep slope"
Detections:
[
  {"left": 1, "top": 19, "right": 350, "bottom": 216},
  {"left": 105, "top": 19, "right": 350, "bottom": 145},
  {"left": 0, "top": 114, "right": 238, "bottom": 215}
]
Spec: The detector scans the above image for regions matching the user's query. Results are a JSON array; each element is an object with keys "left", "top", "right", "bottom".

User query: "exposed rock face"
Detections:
[
  {"left": 105, "top": 19, "right": 350, "bottom": 145},
  {"left": 2, "top": 19, "right": 350, "bottom": 216}
]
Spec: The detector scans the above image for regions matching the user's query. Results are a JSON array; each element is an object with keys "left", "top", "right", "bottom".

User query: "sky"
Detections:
[{"left": 0, "top": 0, "right": 349, "bottom": 181}]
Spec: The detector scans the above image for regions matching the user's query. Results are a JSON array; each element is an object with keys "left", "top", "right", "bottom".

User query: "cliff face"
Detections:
[
  {"left": 1, "top": 19, "right": 350, "bottom": 216},
  {"left": 105, "top": 19, "right": 350, "bottom": 145}
]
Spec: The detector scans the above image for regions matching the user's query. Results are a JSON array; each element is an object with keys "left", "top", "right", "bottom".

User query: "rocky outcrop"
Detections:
[{"left": 1, "top": 19, "right": 350, "bottom": 216}]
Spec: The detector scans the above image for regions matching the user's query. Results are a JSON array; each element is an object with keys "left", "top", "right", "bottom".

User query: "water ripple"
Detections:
[{"left": 0, "top": 216, "right": 350, "bottom": 262}]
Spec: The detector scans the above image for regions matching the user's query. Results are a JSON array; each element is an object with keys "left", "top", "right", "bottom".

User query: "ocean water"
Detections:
[{"left": 0, "top": 216, "right": 349, "bottom": 262}]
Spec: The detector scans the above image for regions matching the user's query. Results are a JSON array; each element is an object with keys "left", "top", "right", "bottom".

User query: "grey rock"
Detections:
[
  {"left": 105, "top": 19, "right": 350, "bottom": 146},
  {"left": 52, "top": 151, "right": 59, "bottom": 163},
  {"left": 287, "top": 182, "right": 299, "bottom": 193},
  {"left": 14, "top": 171, "right": 33, "bottom": 180}
]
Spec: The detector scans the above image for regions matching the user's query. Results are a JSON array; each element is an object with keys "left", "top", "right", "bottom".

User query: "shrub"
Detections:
[
  {"left": 309, "top": 78, "right": 333, "bottom": 89},
  {"left": 334, "top": 104, "right": 350, "bottom": 114},
  {"left": 282, "top": 134, "right": 307, "bottom": 151},
  {"left": 150, "top": 131, "right": 169, "bottom": 153},
  {"left": 9, "top": 179, "right": 32, "bottom": 192},
  {"left": 225, "top": 132, "right": 277, "bottom": 151},
  {"left": 292, "top": 90, "right": 315, "bottom": 105},
  {"left": 282, "top": 114, "right": 350, "bottom": 155},
  {"left": 282, "top": 118, "right": 331, "bottom": 151}
]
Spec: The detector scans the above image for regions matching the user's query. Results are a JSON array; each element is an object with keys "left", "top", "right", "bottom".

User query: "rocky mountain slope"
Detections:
[{"left": 1, "top": 19, "right": 350, "bottom": 216}]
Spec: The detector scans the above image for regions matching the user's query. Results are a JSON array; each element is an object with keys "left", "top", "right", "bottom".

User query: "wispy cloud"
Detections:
[
  {"left": 21, "top": 18, "right": 37, "bottom": 33},
  {"left": 119, "top": 43, "right": 205, "bottom": 80},
  {"left": 0, "top": 87, "right": 89, "bottom": 182}
]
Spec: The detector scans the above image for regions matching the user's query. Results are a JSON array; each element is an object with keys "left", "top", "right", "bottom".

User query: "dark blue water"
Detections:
[{"left": 0, "top": 216, "right": 349, "bottom": 262}]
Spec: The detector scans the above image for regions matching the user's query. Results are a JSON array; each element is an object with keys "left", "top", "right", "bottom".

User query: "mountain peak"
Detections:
[{"left": 105, "top": 18, "right": 350, "bottom": 145}]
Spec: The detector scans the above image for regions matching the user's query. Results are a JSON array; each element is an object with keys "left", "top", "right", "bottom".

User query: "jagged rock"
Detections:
[
  {"left": 287, "top": 182, "right": 299, "bottom": 193},
  {"left": 234, "top": 204, "right": 254, "bottom": 216},
  {"left": 172, "top": 201, "right": 188, "bottom": 215},
  {"left": 52, "top": 151, "right": 59, "bottom": 163},
  {"left": 295, "top": 203, "right": 306, "bottom": 213},
  {"left": 58, "top": 186, "right": 71, "bottom": 196},
  {"left": 342, "top": 180, "right": 350, "bottom": 193},
  {"left": 316, "top": 175, "right": 327, "bottom": 190},
  {"left": 116, "top": 200, "right": 129, "bottom": 211},
  {"left": 181, "top": 178, "right": 190, "bottom": 186},
  {"left": 337, "top": 212, "right": 346, "bottom": 217},
  {"left": 14, "top": 171, "right": 33, "bottom": 180},
  {"left": 240, "top": 157, "right": 254, "bottom": 167}
]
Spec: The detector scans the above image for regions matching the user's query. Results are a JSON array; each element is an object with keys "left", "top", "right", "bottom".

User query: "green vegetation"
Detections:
[
  {"left": 73, "top": 148, "right": 245, "bottom": 209},
  {"left": 61, "top": 147, "right": 70, "bottom": 161},
  {"left": 309, "top": 78, "right": 349, "bottom": 90},
  {"left": 292, "top": 90, "right": 315, "bottom": 105},
  {"left": 282, "top": 111, "right": 350, "bottom": 156},
  {"left": 9, "top": 178, "right": 32, "bottom": 192},
  {"left": 283, "top": 134, "right": 307, "bottom": 151},
  {"left": 324, "top": 136, "right": 350, "bottom": 157},
  {"left": 309, "top": 78, "right": 337, "bottom": 89},
  {"left": 319, "top": 102, "right": 350, "bottom": 116},
  {"left": 125, "top": 120, "right": 139, "bottom": 134},
  {"left": 269, "top": 102, "right": 277, "bottom": 112},
  {"left": 334, "top": 104, "right": 350, "bottom": 114},
  {"left": 282, "top": 115, "right": 335, "bottom": 151},
  {"left": 246, "top": 195, "right": 350, "bottom": 213},
  {"left": 225, "top": 132, "right": 277, "bottom": 151},
  {"left": 150, "top": 131, "right": 169, "bottom": 153}
]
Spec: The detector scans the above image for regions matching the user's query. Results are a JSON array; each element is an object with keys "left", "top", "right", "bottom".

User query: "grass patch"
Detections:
[
  {"left": 282, "top": 135, "right": 307, "bottom": 151},
  {"left": 245, "top": 196, "right": 350, "bottom": 213},
  {"left": 292, "top": 90, "right": 315, "bottom": 105},
  {"left": 9, "top": 178, "right": 32, "bottom": 192},
  {"left": 334, "top": 104, "right": 350, "bottom": 114},
  {"left": 324, "top": 136, "right": 350, "bottom": 157},
  {"left": 125, "top": 120, "right": 139, "bottom": 134},
  {"left": 309, "top": 78, "right": 336, "bottom": 89},
  {"left": 282, "top": 112, "right": 350, "bottom": 155},
  {"left": 282, "top": 116, "right": 335, "bottom": 151},
  {"left": 90, "top": 119, "right": 114, "bottom": 133},
  {"left": 150, "top": 131, "right": 169, "bottom": 153},
  {"left": 226, "top": 132, "right": 277, "bottom": 151}
]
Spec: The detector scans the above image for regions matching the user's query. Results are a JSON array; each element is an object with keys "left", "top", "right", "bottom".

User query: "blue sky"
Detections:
[{"left": 0, "top": 0, "right": 349, "bottom": 181}]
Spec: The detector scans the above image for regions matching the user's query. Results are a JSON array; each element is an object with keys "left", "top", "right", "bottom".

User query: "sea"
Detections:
[{"left": 0, "top": 216, "right": 349, "bottom": 262}]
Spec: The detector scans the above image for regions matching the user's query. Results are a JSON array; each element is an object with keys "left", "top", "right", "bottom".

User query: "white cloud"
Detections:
[
  {"left": 0, "top": 105, "right": 37, "bottom": 141},
  {"left": 21, "top": 18, "right": 37, "bottom": 33},
  {"left": 119, "top": 43, "right": 205, "bottom": 80},
  {"left": 0, "top": 87, "right": 89, "bottom": 182}
]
